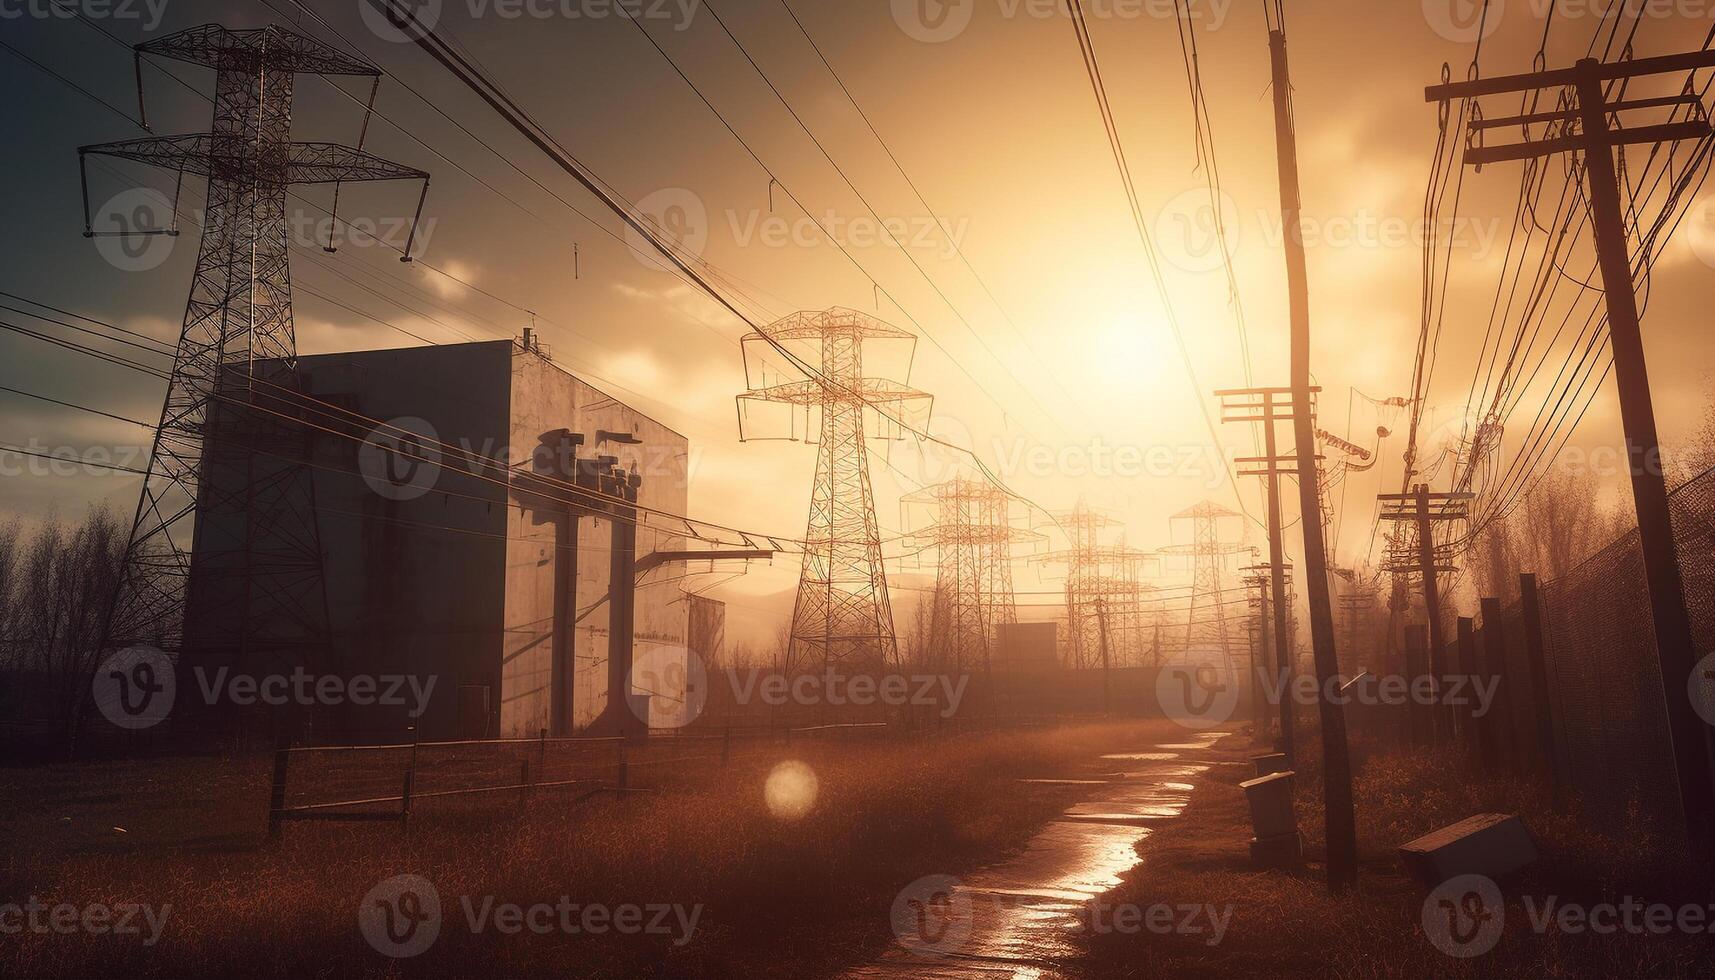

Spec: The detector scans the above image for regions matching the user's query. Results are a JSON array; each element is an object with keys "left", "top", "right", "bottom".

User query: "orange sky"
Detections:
[{"left": 4, "top": 0, "right": 1713, "bottom": 643}]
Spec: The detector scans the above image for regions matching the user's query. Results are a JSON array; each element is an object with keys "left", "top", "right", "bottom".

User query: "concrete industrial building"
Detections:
[{"left": 185, "top": 337, "right": 696, "bottom": 740}]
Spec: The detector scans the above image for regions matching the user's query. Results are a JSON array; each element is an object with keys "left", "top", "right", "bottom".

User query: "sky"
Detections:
[{"left": 3, "top": 0, "right": 1714, "bottom": 645}]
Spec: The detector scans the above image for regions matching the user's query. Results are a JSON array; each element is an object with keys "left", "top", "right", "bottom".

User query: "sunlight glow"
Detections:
[{"left": 764, "top": 760, "right": 819, "bottom": 821}]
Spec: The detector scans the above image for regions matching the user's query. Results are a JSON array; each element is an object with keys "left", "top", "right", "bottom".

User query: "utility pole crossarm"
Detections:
[
  {"left": 634, "top": 549, "right": 774, "bottom": 577},
  {"left": 1424, "top": 48, "right": 1715, "bottom": 101},
  {"left": 138, "top": 23, "right": 383, "bottom": 77},
  {"left": 80, "top": 138, "right": 432, "bottom": 185},
  {"left": 1466, "top": 121, "right": 1712, "bottom": 166},
  {"left": 286, "top": 143, "right": 431, "bottom": 184}
]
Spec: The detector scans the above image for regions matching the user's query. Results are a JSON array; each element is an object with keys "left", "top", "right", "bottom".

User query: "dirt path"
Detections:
[{"left": 844, "top": 729, "right": 1228, "bottom": 979}]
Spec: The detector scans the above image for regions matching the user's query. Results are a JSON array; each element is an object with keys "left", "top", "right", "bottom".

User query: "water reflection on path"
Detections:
[{"left": 845, "top": 730, "right": 1227, "bottom": 979}]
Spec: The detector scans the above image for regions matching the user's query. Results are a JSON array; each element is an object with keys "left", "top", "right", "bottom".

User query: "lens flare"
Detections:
[{"left": 764, "top": 760, "right": 819, "bottom": 821}]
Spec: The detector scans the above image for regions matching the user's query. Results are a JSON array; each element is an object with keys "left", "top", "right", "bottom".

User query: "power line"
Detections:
[{"left": 1060, "top": 0, "right": 1256, "bottom": 528}]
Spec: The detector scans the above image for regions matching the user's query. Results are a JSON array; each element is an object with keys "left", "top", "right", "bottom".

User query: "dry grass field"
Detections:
[
  {"left": 2, "top": 718, "right": 1184, "bottom": 978},
  {"left": 1079, "top": 730, "right": 1714, "bottom": 979}
]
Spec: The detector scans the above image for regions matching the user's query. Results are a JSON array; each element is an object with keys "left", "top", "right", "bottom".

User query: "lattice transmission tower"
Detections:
[
  {"left": 737, "top": 308, "right": 930, "bottom": 674},
  {"left": 903, "top": 477, "right": 1043, "bottom": 672},
  {"left": 1159, "top": 501, "right": 1251, "bottom": 673},
  {"left": 82, "top": 25, "right": 430, "bottom": 656},
  {"left": 1033, "top": 504, "right": 1156, "bottom": 669}
]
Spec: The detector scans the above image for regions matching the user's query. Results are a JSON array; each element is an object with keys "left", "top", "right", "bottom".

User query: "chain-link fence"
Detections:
[{"left": 1535, "top": 466, "right": 1715, "bottom": 833}]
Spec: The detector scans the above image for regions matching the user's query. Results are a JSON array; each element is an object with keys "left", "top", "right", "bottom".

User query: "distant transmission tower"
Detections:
[
  {"left": 904, "top": 477, "right": 1042, "bottom": 671},
  {"left": 1159, "top": 501, "right": 1250, "bottom": 673},
  {"left": 1033, "top": 504, "right": 1155, "bottom": 669},
  {"left": 82, "top": 25, "right": 430, "bottom": 656},
  {"left": 737, "top": 308, "right": 930, "bottom": 673}
]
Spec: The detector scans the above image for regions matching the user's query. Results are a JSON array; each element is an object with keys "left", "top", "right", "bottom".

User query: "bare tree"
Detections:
[
  {"left": 1519, "top": 468, "right": 1621, "bottom": 581},
  {"left": 1466, "top": 509, "right": 1521, "bottom": 604},
  {"left": 1, "top": 509, "right": 126, "bottom": 742},
  {"left": 0, "top": 519, "right": 21, "bottom": 670}
]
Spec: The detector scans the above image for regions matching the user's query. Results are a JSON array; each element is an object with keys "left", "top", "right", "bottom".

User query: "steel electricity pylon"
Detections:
[
  {"left": 737, "top": 308, "right": 931, "bottom": 674},
  {"left": 83, "top": 24, "right": 430, "bottom": 656},
  {"left": 1032, "top": 504, "right": 1155, "bottom": 669},
  {"left": 1159, "top": 501, "right": 1250, "bottom": 675},
  {"left": 903, "top": 477, "right": 1043, "bottom": 672}
]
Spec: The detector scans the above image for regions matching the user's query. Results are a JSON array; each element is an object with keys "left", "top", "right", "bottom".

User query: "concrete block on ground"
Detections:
[
  {"left": 1252, "top": 752, "right": 1289, "bottom": 777},
  {"left": 1249, "top": 831, "right": 1302, "bottom": 868},
  {"left": 1397, "top": 812, "right": 1538, "bottom": 885},
  {"left": 1239, "top": 770, "right": 1298, "bottom": 841}
]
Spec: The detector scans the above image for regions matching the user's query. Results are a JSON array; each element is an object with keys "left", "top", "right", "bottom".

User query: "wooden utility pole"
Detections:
[
  {"left": 1241, "top": 562, "right": 1287, "bottom": 744},
  {"left": 1219, "top": 388, "right": 1312, "bottom": 765},
  {"left": 1267, "top": 23, "right": 1357, "bottom": 890},
  {"left": 1095, "top": 598, "right": 1113, "bottom": 716},
  {"left": 1427, "top": 49, "right": 1715, "bottom": 843},
  {"left": 1378, "top": 487, "right": 1472, "bottom": 744}
]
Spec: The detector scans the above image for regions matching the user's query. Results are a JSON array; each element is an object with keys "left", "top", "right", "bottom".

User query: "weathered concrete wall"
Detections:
[
  {"left": 504, "top": 351, "right": 690, "bottom": 735},
  {"left": 189, "top": 340, "right": 690, "bottom": 741},
  {"left": 286, "top": 342, "right": 511, "bottom": 739}
]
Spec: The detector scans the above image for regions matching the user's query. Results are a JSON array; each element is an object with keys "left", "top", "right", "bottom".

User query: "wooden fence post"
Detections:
[
  {"left": 1479, "top": 597, "right": 1516, "bottom": 774},
  {"left": 1519, "top": 573, "right": 1564, "bottom": 809},
  {"left": 403, "top": 724, "right": 419, "bottom": 832},
  {"left": 1452, "top": 616, "right": 1477, "bottom": 753},
  {"left": 267, "top": 732, "right": 290, "bottom": 842},
  {"left": 1404, "top": 625, "right": 1430, "bottom": 748}
]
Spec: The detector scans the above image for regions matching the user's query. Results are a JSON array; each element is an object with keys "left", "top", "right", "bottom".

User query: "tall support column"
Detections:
[
  {"left": 1573, "top": 64, "right": 1712, "bottom": 840},
  {"left": 1425, "top": 48, "right": 1715, "bottom": 843},
  {"left": 1269, "top": 25, "right": 1356, "bottom": 890}
]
